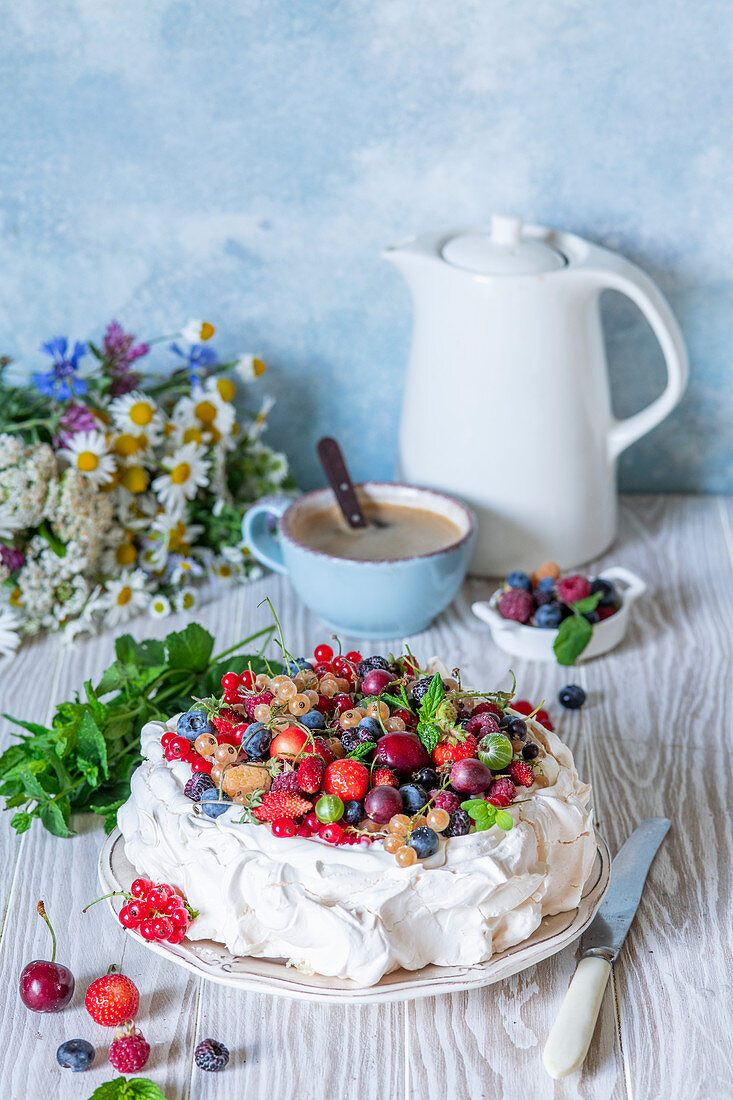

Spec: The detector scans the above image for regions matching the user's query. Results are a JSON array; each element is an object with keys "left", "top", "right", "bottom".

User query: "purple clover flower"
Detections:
[
  {"left": 54, "top": 402, "right": 100, "bottom": 447},
  {"left": 103, "top": 321, "right": 149, "bottom": 396},
  {"left": 0, "top": 545, "right": 24, "bottom": 572},
  {"left": 33, "top": 337, "right": 88, "bottom": 400}
]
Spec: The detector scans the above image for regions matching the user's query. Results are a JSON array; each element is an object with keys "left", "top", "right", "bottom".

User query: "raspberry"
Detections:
[
  {"left": 443, "top": 809, "right": 471, "bottom": 837},
  {"left": 373, "top": 767, "right": 399, "bottom": 788},
  {"left": 212, "top": 709, "right": 240, "bottom": 735},
  {"left": 356, "top": 655, "right": 390, "bottom": 679},
  {"left": 429, "top": 789, "right": 461, "bottom": 813},
  {"left": 556, "top": 575, "right": 591, "bottom": 604},
  {"left": 253, "top": 791, "right": 311, "bottom": 823},
  {"left": 486, "top": 776, "right": 516, "bottom": 806},
  {"left": 324, "top": 759, "right": 370, "bottom": 802},
  {"left": 312, "top": 737, "right": 336, "bottom": 765},
  {"left": 184, "top": 773, "right": 216, "bottom": 802},
  {"left": 271, "top": 770, "right": 303, "bottom": 794},
  {"left": 296, "top": 756, "right": 325, "bottom": 794},
  {"left": 497, "top": 588, "right": 533, "bottom": 623},
  {"left": 509, "top": 760, "right": 535, "bottom": 788},
  {"left": 511, "top": 700, "right": 533, "bottom": 716},
  {"left": 195, "top": 1038, "right": 230, "bottom": 1072},
  {"left": 534, "top": 708, "right": 553, "bottom": 729},
  {"left": 473, "top": 702, "right": 502, "bottom": 718},
  {"left": 465, "top": 712, "right": 500, "bottom": 737},
  {"left": 432, "top": 735, "right": 478, "bottom": 766},
  {"left": 108, "top": 1027, "right": 150, "bottom": 1073},
  {"left": 85, "top": 973, "right": 139, "bottom": 1027},
  {"left": 243, "top": 691, "right": 274, "bottom": 720}
]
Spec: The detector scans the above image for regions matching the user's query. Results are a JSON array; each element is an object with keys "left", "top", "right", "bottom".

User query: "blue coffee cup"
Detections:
[{"left": 242, "top": 481, "right": 476, "bottom": 639}]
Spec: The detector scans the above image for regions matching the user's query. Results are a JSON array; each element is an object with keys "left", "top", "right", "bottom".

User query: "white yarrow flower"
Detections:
[{"left": 152, "top": 442, "right": 209, "bottom": 517}]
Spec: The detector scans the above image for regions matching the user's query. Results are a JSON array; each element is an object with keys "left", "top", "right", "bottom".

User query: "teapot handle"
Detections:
[{"left": 582, "top": 250, "right": 688, "bottom": 461}]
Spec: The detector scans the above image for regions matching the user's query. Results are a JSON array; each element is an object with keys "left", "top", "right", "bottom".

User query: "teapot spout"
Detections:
[{"left": 383, "top": 233, "right": 444, "bottom": 291}]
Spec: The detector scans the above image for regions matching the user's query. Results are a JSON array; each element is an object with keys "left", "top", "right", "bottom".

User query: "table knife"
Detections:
[{"left": 543, "top": 816, "right": 671, "bottom": 1079}]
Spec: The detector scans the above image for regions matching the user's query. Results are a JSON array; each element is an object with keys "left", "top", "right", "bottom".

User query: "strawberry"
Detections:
[
  {"left": 297, "top": 756, "right": 325, "bottom": 794},
  {"left": 432, "top": 735, "right": 478, "bottom": 766},
  {"left": 212, "top": 709, "right": 241, "bottom": 735},
  {"left": 509, "top": 760, "right": 535, "bottom": 788},
  {"left": 253, "top": 790, "right": 311, "bottom": 824},
  {"left": 323, "top": 759, "right": 370, "bottom": 802},
  {"left": 372, "top": 766, "right": 399, "bottom": 788},
  {"left": 109, "top": 1025, "right": 150, "bottom": 1072},
  {"left": 85, "top": 973, "right": 139, "bottom": 1026},
  {"left": 243, "top": 691, "right": 274, "bottom": 720}
]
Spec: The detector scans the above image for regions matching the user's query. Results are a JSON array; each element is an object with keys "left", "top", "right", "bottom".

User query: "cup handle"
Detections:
[
  {"left": 597, "top": 565, "right": 647, "bottom": 606},
  {"left": 471, "top": 599, "right": 521, "bottom": 632},
  {"left": 241, "top": 495, "right": 294, "bottom": 575}
]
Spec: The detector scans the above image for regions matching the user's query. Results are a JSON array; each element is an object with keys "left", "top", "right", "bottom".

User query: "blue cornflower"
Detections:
[
  {"left": 170, "top": 342, "right": 218, "bottom": 388},
  {"left": 33, "top": 337, "right": 88, "bottom": 399}
]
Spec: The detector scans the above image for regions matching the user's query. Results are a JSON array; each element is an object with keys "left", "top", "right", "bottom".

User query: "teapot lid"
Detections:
[{"left": 441, "top": 215, "right": 565, "bottom": 276}]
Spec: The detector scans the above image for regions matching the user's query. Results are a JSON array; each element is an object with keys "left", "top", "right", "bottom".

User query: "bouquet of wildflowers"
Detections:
[{"left": 0, "top": 320, "right": 294, "bottom": 656}]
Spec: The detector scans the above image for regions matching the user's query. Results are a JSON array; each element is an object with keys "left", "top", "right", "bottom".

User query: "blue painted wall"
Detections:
[{"left": 0, "top": 1, "right": 730, "bottom": 490}]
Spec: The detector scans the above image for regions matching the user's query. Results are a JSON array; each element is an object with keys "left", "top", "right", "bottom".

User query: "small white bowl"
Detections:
[{"left": 471, "top": 566, "right": 647, "bottom": 663}]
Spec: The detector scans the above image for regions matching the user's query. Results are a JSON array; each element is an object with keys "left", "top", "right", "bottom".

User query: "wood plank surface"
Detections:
[{"left": 0, "top": 496, "right": 730, "bottom": 1099}]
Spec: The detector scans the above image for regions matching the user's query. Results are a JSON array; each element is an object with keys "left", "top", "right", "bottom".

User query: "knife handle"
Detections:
[{"left": 542, "top": 955, "right": 611, "bottom": 1079}]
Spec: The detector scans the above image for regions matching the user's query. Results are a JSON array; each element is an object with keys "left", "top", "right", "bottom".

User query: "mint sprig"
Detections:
[
  {"left": 415, "top": 674, "right": 445, "bottom": 751},
  {"left": 553, "top": 590, "right": 604, "bottom": 666},
  {"left": 88, "top": 1078, "right": 166, "bottom": 1100}
]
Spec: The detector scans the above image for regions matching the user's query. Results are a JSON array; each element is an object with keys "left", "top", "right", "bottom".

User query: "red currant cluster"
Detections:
[{"left": 118, "top": 878, "right": 196, "bottom": 944}]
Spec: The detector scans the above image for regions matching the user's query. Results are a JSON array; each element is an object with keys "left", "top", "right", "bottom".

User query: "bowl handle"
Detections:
[
  {"left": 471, "top": 600, "right": 521, "bottom": 632},
  {"left": 597, "top": 566, "right": 647, "bottom": 606}
]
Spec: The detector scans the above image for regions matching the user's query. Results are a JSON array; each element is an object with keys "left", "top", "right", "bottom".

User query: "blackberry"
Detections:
[
  {"left": 356, "top": 655, "right": 390, "bottom": 679},
  {"left": 194, "top": 1038, "right": 230, "bottom": 1072},
  {"left": 340, "top": 730, "right": 359, "bottom": 754},
  {"left": 443, "top": 810, "right": 471, "bottom": 837},
  {"left": 590, "top": 578, "right": 618, "bottom": 608},
  {"left": 409, "top": 676, "right": 443, "bottom": 705},
  {"left": 184, "top": 773, "right": 216, "bottom": 802},
  {"left": 559, "top": 684, "right": 586, "bottom": 710}
]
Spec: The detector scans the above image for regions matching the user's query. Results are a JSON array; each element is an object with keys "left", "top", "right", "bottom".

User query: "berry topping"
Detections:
[
  {"left": 324, "top": 759, "right": 370, "bottom": 802},
  {"left": 509, "top": 760, "right": 535, "bottom": 788},
  {"left": 253, "top": 791, "right": 311, "bottom": 824},
  {"left": 57, "top": 1039, "right": 95, "bottom": 1072},
  {"left": 85, "top": 972, "right": 139, "bottom": 1027},
  {"left": 195, "top": 1038, "right": 230, "bottom": 1072},
  {"left": 176, "top": 710, "right": 213, "bottom": 741},
  {"left": 243, "top": 691, "right": 274, "bottom": 720},
  {"left": 372, "top": 766, "right": 399, "bottom": 788},
  {"left": 314, "top": 793, "right": 344, "bottom": 823},
  {"left": 486, "top": 776, "right": 516, "bottom": 806},
  {"left": 465, "top": 712, "right": 501, "bottom": 737},
  {"left": 199, "top": 788, "right": 232, "bottom": 818},
  {"left": 559, "top": 684, "right": 586, "bottom": 709},
  {"left": 409, "top": 675, "right": 443, "bottom": 704},
  {"left": 555, "top": 575, "right": 592, "bottom": 604},
  {"left": 522, "top": 741, "right": 540, "bottom": 760},
  {"left": 432, "top": 734, "right": 478, "bottom": 766},
  {"left": 497, "top": 588, "right": 534, "bottom": 623},
  {"left": 296, "top": 756, "right": 326, "bottom": 794},
  {"left": 429, "top": 789, "right": 461, "bottom": 813},
  {"left": 407, "top": 826, "right": 440, "bottom": 859},
  {"left": 534, "top": 603, "right": 563, "bottom": 629},
  {"left": 271, "top": 770, "right": 304, "bottom": 795},
  {"left": 184, "top": 773, "right": 216, "bottom": 802},
  {"left": 108, "top": 1025, "right": 150, "bottom": 1073},
  {"left": 356, "top": 655, "right": 390, "bottom": 679},
  {"left": 499, "top": 714, "right": 527, "bottom": 741},
  {"left": 443, "top": 809, "right": 471, "bottom": 837},
  {"left": 476, "top": 732, "right": 514, "bottom": 770},
  {"left": 398, "top": 783, "right": 428, "bottom": 816}
]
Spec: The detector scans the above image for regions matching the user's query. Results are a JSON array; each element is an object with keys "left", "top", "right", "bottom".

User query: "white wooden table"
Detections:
[{"left": 1, "top": 495, "right": 731, "bottom": 1100}]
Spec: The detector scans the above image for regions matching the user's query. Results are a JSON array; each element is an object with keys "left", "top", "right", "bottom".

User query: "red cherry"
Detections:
[
  {"left": 332, "top": 657, "right": 353, "bottom": 678},
  {"left": 161, "top": 731, "right": 175, "bottom": 748},
  {"left": 332, "top": 693, "right": 353, "bottom": 714},
  {"left": 345, "top": 650, "right": 362, "bottom": 664},
  {"left": 18, "top": 902, "right": 74, "bottom": 1013},
  {"left": 130, "top": 878, "right": 154, "bottom": 899},
  {"left": 240, "top": 670, "right": 256, "bottom": 689},
  {"left": 314, "top": 643, "right": 334, "bottom": 662},
  {"left": 118, "top": 904, "right": 140, "bottom": 929},
  {"left": 190, "top": 756, "right": 213, "bottom": 774},
  {"left": 221, "top": 672, "right": 241, "bottom": 691}
]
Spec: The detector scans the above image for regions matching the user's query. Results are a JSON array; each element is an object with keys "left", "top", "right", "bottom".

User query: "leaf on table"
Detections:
[
  {"left": 165, "top": 622, "right": 214, "bottom": 672},
  {"left": 77, "top": 710, "right": 109, "bottom": 779},
  {"left": 88, "top": 1077, "right": 167, "bottom": 1100},
  {"left": 553, "top": 615, "right": 593, "bottom": 666},
  {"left": 10, "top": 811, "right": 32, "bottom": 833},
  {"left": 39, "top": 801, "right": 73, "bottom": 837}
]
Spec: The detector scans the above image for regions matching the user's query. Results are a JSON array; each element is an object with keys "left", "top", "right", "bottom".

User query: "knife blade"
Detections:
[{"left": 542, "top": 817, "right": 671, "bottom": 1079}]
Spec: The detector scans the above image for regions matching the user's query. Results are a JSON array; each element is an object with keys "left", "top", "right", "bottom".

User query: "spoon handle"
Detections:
[{"left": 316, "top": 437, "right": 367, "bottom": 529}]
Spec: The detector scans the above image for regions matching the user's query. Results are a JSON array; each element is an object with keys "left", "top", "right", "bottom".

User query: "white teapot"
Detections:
[{"left": 385, "top": 216, "right": 687, "bottom": 575}]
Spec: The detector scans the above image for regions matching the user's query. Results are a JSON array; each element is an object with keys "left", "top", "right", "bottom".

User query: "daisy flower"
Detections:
[
  {"left": 0, "top": 605, "right": 23, "bottom": 658},
  {"left": 152, "top": 442, "right": 209, "bottom": 516},
  {"left": 59, "top": 430, "right": 116, "bottom": 488},
  {"left": 180, "top": 319, "right": 216, "bottom": 343},
  {"left": 101, "top": 569, "right": 149, "bottom": 626},
  {"left": 172, "top": 380, "right": 235, "bottom": 444},
  {"left": 151, "top": 512, "right": 203, "bottom": 555},
  {"left": 170, "top": 554, "right": 204, "bottom": 585},
  {"left": 148, "top": 593, "right": 172, "bottom": 619},
  {"left": 248, "top": 394, "right": 276, "bottom": 440},
  {"left": 109, "top": 390, "right": 163, "bottom": 445},
  {"left": 234, "top": 353, "right": 266, "bottom": 382},
  {"left": 174, "top": 586, "right": 197, "bottom": 612}
]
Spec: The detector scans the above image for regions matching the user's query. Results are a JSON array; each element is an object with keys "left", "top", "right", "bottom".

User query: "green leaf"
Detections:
[
  {"left": 17, "top": 766, "right": 50, "bottom": 801},
  {"left": 165, "top": 623, "right": 214, "bottom": 672},
  {"left": 495, "top": 809, "right": 513, "bottom": 831},
  {"left": 10, "top": 812, "right": 32, "bottom": 834},
  {"left": 115, "top": 634, "right": 166, "bottom": 671},
  {"left": 380, "top": 693, "right": 405, "bottom": 710},
  {"left": 88, "top": 1077, "right": 167, "bottom": 1100},
  {"left": 553, "top": 615, "right": 593, "bottom": 666},
  {"left": 96, "top": 662, "right": 129, "bottom": 695},
  {"left": 416, "top": 720, "right": 440, "bottom": 753},
  {"left": 418, "top": 674, "right": 445, "bottom": 723},
  {"left": 570, "top": 591, "right": 604, "bottom": 615},
  {"left": 76, "top": 711, "right": 109, "bottom": 779},
  {"left": 2, "top": 715, "right": 52, "bottom": 739},
  {"left": 39, "top": 801, "right": 73, "bottom": 837},
  {"left": 346, "top": 741, "right": 376, "bottom": 761}
]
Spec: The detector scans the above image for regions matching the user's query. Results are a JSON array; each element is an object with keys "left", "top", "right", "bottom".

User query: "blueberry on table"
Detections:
[
  {"left": 57, "top": 1039, "right": 95, "bottom": 1072},
  {"left": 177, "top": 710, "right": 214, "bottom": 741},
  {"left": 559, "top": 684, "right": 586, "bottom": 709},
  {"left": 506, "top": 570, "right": 533, "bottom": 591}
]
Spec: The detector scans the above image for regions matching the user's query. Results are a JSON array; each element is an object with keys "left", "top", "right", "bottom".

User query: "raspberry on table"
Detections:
[{"left": 108, "top": 1028, "right": 150, "bottom": 1073}]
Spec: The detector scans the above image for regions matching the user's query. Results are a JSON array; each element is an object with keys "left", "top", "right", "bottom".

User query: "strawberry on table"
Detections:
[{"left": 85, "top": 973, "right": 139, "bottom": 1026}]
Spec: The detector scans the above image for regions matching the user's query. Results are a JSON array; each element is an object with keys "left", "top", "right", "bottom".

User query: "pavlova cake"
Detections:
[{"left": 117, "top": 645, "right": 594, "bottom": 987}]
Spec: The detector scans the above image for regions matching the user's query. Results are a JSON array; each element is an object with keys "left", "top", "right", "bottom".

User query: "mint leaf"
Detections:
[
  {"left": 495, "top": 809, "right": 513, "bottom": 831},
  {"left": 2, "top": 715, "right": 52, "bottom": 739},
  {"left": 88, "top": 1078, "right": 167, "bottom": 1100},
  {"left": 97, "top": 662, "right": 128, "bottom": 695},
  {"left": 553, "top": 615, "right": 593, "bottom": 666},
  {"left": 417, "top": 674, "right": 445, "bottom": 723},
  {"left": 346, "top": 741, "right": 376, "bottom": 761},
  {"left": 77, "top": 710, "right": 109, "bottom": 780},
  {"left": 40, "top": 801, "right": 73, "bottom": 837},
  {"left": 10, "top": 812, "right": 32, "bottom": 833},
  {"left": 115, "top": 635, "right": 166, "bottom": 670},
  {"left": 570, "top": 591, "right": 604, "bottom": 615},
  {"left": 416, "top": 720, "right": 440, "bottom": 753},
  {"left": 165, "top": 624, "right": 214, "bottom": 672}
]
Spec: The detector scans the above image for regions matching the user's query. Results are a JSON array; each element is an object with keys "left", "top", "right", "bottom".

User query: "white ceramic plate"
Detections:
[
  {"left": 99, "top": 828, "right": 610, "bottom": 1004},
  {"left": 472, "top": 566, "right": 647, "bottom": 663}
]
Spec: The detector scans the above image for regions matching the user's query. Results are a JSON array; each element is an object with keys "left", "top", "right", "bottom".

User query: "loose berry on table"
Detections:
[
  {"left": 195, "top": 1037, "right": 230, "bottom": 1072},
  {"left": 108, "top": 1026, "right": 150, "bottom": 1073},
  {"left": 57, "top": 1039, "right": 95, "bottom": 1072},
  {"left": 85, "top": 973, "right": 139, "bottom": 1026},
  {"left": 559, "top": 684, "right": 586, "bottom": 709}
]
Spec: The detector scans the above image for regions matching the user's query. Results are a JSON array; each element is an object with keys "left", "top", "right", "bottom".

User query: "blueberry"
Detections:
[
  {"left": 356, "top": 656, "right": 390, "bottom": 679},
  {"left": 506, "top": 570, "right": 532, "bottom": 592},
  {"left": 177, "top": 710, "right": 213, "bottom": 741},
  {"left": 522, "top": 742, "right": 540, "bottom": 761},
  {"left": 534, "top": 603, "right": 563, "bottom": 629},
  {"left": 239, "top": 723, "right": 271, "bottom": 761},
  {"left": 184, "top": 773, "right": 216, "bottom": 802},
  {"left": 590, "top": 578, "right": 618, "bottom": 608},
  {"left": 300, "top": 710, "right": 325, "bottom": 730},
  {"left": 342, "top": 800, "right": 364, "bottom": 825},
  {"left": 57, "top": 1039, "right": 95, "bottom": 1072},
  {"left": 281, "top": 657, "right": 312, "bottom": 675},
  {"left": 533, "top": 587, "right": 554, "bottom": 607},
  {"left": 535, "top": 576, "right": 557, "bottom": 594},
  {"left": 399, "top": 783, "right": 428, "bottom": 816},
  {"left": 356, "top": 716, "right": 382, "bottom": 737},
  {"left": 407, "top": 826, "right": 440, "bottom": 858},
  {"left": 499, "top": 715, "right": 527, "bottom": 741},
  {"left": 412, "top": 766, "right": 439, "bottom": 789},
  {"left": 199, "top": 788, "right": 232, "bottom": 818},
  {"left": 194, "top": 1038, "right": 230, "bottom": 1072},
  {"left": 559, "top": 684, "right": 586, "bottom": 710},
  {"left": 443, "top": 810, "right": 471, "bottom": 837}
]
